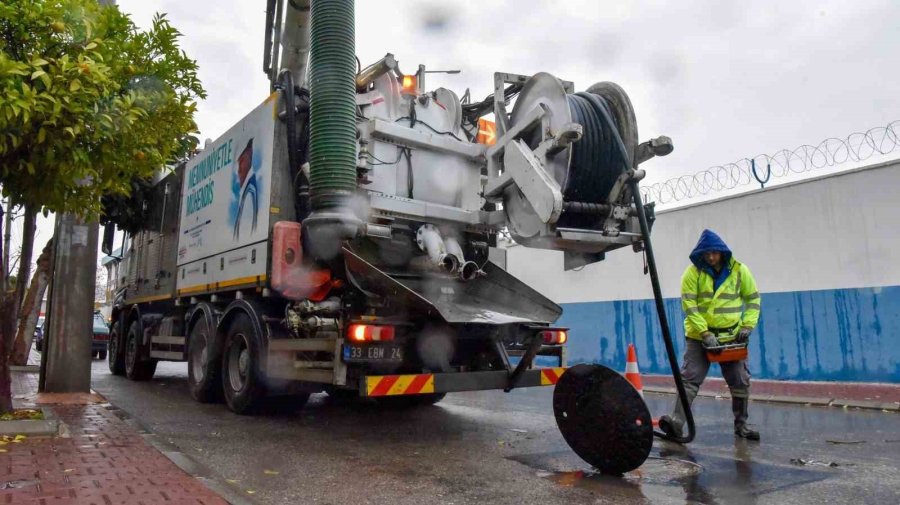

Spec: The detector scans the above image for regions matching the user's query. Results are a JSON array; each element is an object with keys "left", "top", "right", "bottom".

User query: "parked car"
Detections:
[
  {"left": 92, "top": 311, "right": 109, "bottom": 360},
  {"left": 35, "top": 312, "right": 108, "bottom": 359},
  {"left": 33, "top": 316, "right": 46, "bottom": 351}
]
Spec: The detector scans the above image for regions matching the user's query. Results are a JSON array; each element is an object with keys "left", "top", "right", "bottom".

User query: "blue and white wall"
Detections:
[{"left": 507, "top": 161, "right": 900, "bottom": 383}]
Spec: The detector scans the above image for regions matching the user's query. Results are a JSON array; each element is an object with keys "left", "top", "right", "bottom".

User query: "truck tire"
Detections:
[
  {"left": 108, "top": 320, "right": 126, "bottom": 375},
  {"left": 98, "top": 350, "right": 107, "bottom": 360},
  {"left": 188, "top": 316, "right": 221, "bottom": 403},
  {"left": 221, "top": 313, "right": 265, "bottom": 414},
  {"left": 125, "top": 321, "right": 157, "bottom": 381}
]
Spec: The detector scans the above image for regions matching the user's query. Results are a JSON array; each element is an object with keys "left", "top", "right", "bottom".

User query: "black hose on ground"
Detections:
[
  {"left": 570, "top": 90, "right": 696, "bottom": 444},
  {"left": 630, "top": 182, "right": 696, "bottom": 444}
]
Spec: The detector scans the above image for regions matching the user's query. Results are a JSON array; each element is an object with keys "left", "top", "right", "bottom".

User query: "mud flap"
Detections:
[{"left": 553, "top": 364, "right": 653, "bottom": 475}]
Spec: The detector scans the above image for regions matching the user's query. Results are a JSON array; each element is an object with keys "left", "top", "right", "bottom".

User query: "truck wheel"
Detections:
[
  {"left": 376, "top": 393, "right": 446, "bottom": 408},
  {"left": 221, "top": 313, "right": 265, "bottom": 414},
  {"left": 108, "top": 320, "right": 126, "bottom": 375},
  {"left": 188, "top": 316, "right": 221, "bottom": 403},
  {"left": 125, "top": 321, "right": 157, "bottom": 381},
  {"left": 98, "top": 350, "right": 107, "bottom": 360}
]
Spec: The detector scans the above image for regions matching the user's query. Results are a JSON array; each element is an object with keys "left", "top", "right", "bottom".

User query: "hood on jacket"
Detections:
[{"left": 689, "top": 229, "right": 733, "bottom": 288}]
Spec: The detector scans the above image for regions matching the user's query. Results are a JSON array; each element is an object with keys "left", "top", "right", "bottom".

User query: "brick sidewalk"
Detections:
[{"left": 3, "top": 371, "right": 230, "bottom": 505}]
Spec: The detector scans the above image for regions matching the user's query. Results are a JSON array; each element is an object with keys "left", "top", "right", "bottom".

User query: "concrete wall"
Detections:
[{"left": 507, "top": 161, "right": 900, "bottom": 383}]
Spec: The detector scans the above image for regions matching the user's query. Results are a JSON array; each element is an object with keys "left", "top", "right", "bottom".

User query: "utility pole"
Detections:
[
  {"left": 39, "top": 0, "right": 112, "bottom": 394},
  {"left": 39, "top": 214, "right": 98, "bottom": 393}
]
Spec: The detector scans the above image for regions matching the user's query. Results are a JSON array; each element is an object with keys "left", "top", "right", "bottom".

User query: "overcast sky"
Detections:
[
  {"left": 113, "top": 0, "right": 900, "bottom": 182},
  {"left": 21, "top": 0, "right": 900, "bottom": 269}
]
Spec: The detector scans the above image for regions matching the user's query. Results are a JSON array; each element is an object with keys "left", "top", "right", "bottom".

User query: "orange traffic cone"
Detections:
[{"left": 625, "top": 343, "right": 644, "bottom": 398}]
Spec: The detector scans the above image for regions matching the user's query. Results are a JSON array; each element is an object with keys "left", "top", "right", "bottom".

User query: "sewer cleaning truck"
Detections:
[{"left": 104, "top": 0, "right": 688, "bottom": 474}]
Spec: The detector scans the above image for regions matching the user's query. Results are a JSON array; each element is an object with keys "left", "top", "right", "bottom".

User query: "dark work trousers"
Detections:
[{"left": 670, "top": 339, "right": 752, "bottom": 431}]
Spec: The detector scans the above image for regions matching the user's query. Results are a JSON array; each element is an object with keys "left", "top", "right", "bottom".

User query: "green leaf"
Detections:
[{"left": 0, "top": 0, "right": 205, "bottom": 219}]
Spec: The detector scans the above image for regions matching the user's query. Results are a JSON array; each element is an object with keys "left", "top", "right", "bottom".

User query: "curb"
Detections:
[
  {"left": 0, "top": 407, "right": 60, "bottom": 437},
  {"left": 101, "top": 403, "right": 261, "bottom": 505},
  {"left": 643, "top": 386, "right": 900, "bottom": 412}
]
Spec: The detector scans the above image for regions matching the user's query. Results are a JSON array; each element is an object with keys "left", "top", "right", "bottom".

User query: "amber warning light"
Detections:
[
  {"left": 401, "top": 75, "right": 417, "bottom": 95},
  {"left": 476, "top": 118, "right": 496, "bottom": 145}
]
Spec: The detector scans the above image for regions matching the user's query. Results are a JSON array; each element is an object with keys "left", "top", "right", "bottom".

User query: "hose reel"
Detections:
[
  {"left": 491, "top": 72, "right": 661, "bottom": 262},
  {"left": 503, "top": 74, "right": 696, "bottom": 471}
]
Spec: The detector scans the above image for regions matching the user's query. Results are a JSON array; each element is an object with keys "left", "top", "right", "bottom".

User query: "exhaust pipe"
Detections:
[
  {"left": 440, "top": 255, "right": 460, "bottom": 274},
  {"left": 445, "top": 236, "right": 479, "bottom": 280},
  {"left": 416, "top": 225, "right": 459, "bottom": 274},
  {"left": 418, "top": 229, "right": 479, "bottom": 280},
  {"left": 459, "top": 261, "right": 480, "bottom": 281}
]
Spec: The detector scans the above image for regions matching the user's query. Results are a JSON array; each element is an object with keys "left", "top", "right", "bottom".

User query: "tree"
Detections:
[
  {"left": 0, "top": 0, "right": 205, "bottom": 412},
  {"left": 9, "top": 238, "right": 51, "bottom": 366}
]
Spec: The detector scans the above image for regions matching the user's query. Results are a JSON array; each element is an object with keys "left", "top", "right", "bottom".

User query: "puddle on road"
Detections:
[
  {"left": 510, "top": 446, "right": 833, "bottom": 503},
  {"left": 533, "top": 456, "right": 703, "bottom": 494}
]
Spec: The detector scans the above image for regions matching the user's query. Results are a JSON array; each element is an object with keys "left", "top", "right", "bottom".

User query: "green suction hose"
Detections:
[{"left": 308, "top": 0, "right": 357, "bottom": 211}]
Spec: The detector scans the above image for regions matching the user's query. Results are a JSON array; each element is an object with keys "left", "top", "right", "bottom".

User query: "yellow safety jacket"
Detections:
[{"left": 681, "top": 258, "right": 761, "bottom": 342}]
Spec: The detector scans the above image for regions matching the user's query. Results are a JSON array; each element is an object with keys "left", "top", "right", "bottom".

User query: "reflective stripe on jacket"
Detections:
[{"left": 681, "top": 258, "right": 761, "bottom": 341}]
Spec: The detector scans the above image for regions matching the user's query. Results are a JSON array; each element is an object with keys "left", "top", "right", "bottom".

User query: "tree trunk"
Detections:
[
  {"left": 10, "top": 239, "right": 53, "bottom": 366},
  {"left": 1, "top": 199, "right": 11, "bottom": 292},
  {"left": 0, "top": 203, "right": 36, "bottom": 413},
  {"left": 0, "top": 294, "right": 15, "bottom": 413},
  {"left": 0, "top": 202, "right": 7, "bottom": 292},
  {"left": 0, "top": 367, "right": 13, "bottom": 413},
  {"left": 0, "top": 203, "right": 11, "bottom": 413},
  {"left": 13, "top": 203, "right": 36, "bottom": 316}
]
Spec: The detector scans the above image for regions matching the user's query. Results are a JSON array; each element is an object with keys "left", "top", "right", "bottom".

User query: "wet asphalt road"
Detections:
[{"left": 87, "top": 359, "right": 900, "bottom": 505}]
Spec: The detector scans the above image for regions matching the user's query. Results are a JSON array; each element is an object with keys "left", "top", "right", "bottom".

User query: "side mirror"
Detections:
[{"left": 101, "top": 223, "right": 116, "bottom": 255}]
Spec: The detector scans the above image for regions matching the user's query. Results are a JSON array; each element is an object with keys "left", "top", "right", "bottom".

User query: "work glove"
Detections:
[
  {"left": 736, "top": 327, "right": 752, "bottom": 344},
  {"left": 701, "top": 332, "right": 721, "bottom": 353}
]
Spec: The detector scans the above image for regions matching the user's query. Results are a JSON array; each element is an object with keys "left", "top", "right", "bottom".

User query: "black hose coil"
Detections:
[{"left": 557, "top": 92, "right": 630, "bottom": 228}]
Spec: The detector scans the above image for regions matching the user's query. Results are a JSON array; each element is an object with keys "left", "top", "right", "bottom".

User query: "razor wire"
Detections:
[{"left": 640, "top": 120, "right": 900, "bottom": 204}]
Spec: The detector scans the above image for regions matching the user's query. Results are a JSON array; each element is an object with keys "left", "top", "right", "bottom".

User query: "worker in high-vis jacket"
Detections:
[{"left": 659, "top": 229, "right": 762, "bottom": 441}]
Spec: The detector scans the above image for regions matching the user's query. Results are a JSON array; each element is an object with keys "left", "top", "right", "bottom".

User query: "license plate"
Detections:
[{"left": 343, "top": 343, "right": 404, "bottom": 363}]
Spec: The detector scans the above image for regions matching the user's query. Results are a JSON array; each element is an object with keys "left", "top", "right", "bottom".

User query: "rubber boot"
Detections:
[
  {"left": 659, "top": 382, "right": 699, "bottom": 439},
  {"left": 732, "top": 390, "right": 760, "bottom": 441}
]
